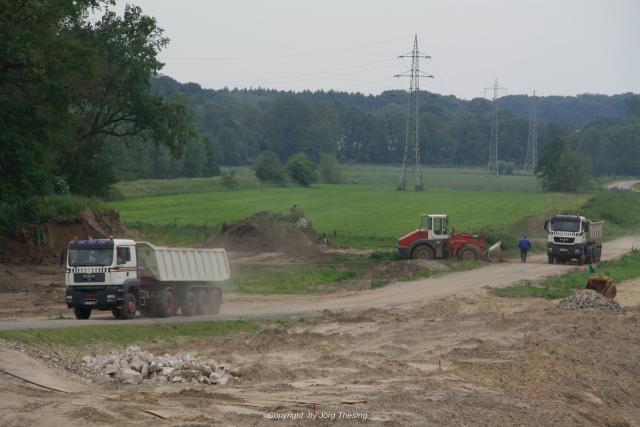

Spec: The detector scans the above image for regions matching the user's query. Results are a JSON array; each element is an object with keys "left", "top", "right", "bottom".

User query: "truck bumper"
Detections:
[
  {"left": 547, "top": 243, "right": 585, "bottom": 260},
  {"left": 66, "top": 286, "right": 122, "bottom": 310}
]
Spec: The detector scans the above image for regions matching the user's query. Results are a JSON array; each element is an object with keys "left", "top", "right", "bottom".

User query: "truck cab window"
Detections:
[{"left": 117, "top": 247, "right": 131, "bottom": 265}]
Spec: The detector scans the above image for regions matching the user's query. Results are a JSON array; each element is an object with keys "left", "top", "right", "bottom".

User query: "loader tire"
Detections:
[
  {"left": 457, "top": 245, "right": 480, "bottom": 261},
  {"left": 412, "top": 245, "right": 435, "bottom": 260},
  {"left": 181, "top": 290, "right": 197, "bottom": 316},
  {"left": 74, "top": 306, "right": 91, "bottom": 320}
]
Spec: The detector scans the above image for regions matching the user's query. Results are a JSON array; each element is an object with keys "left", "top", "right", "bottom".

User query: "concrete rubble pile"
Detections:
[
  {"left": 555, "top": 289, "right": 625, "bottom": 314},
  {"left": 82, "top": 345, "right": 237, "bottom": 385}
]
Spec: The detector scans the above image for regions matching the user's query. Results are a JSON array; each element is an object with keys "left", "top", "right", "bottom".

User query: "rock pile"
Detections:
[
  {"left": 82, "top": 345, "right": 236, "bottom": 385},
  {"left": 555, "top": 289, "right": 625, "bottom": 314}
]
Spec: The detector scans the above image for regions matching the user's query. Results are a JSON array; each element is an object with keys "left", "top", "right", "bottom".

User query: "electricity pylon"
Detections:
[
  {"left": 523, "top": 90, "right": 538, "bottom": 171},
  {"left": 395, "top": 34, "right": 433, "bottom": 191},
  {"left": 484, "top": 78, "right": 507, "bottom": 176}
]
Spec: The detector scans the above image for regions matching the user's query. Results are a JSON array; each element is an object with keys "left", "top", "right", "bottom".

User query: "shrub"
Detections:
[
  {"left": 220, "top": 169, "right": 238, "bottom": 189},
  {"left": 498, "top": 161, "right": 515, "bottom": 175},
  {"left": 286, "top": 153, "right": 317, "bottom": 187},
  {"left": 254, "top": 151, "right": 287, "bottom": 184},
  {"left": 319, "top": 152, "right": 343, "bottom": 184}
]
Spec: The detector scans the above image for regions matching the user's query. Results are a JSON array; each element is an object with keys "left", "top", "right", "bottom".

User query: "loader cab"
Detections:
[{"left": 420, "top": 214, "right": 449, "bottom": 241}]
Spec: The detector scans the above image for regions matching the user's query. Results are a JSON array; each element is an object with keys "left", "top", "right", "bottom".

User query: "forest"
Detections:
[{"left": 108, "top": 75, "right": 640, "bottom": 183}]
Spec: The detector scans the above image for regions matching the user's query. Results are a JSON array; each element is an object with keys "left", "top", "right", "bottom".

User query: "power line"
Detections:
[
  {"left": 484, "top": 78, "right": 507, "bottom": 176},
  {"left": 164, "top": 37, "right": 408, "bottom": 62},
  {"left": 395, "top": 34, "right": 433, "bottom": 191},
  {"left": 523, "top": 90, "right": 538, "bottom": 170}
]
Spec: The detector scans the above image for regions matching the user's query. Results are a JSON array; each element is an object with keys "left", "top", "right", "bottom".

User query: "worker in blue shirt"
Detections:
[{"left": 518, "top": 235, "right": 531, "bottom": 263}]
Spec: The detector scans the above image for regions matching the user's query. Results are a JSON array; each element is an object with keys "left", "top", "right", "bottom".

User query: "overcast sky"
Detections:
[{"left": 114, "top": 0, "right": 639, "bottom": 99}]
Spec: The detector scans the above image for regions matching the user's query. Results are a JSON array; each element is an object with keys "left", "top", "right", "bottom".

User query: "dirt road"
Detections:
[
  {"left": 2, "top": 234, "right": 639, "bottom": 331},
  {"left": 607, "top": 180, "right": 640, "bottom": 190}
]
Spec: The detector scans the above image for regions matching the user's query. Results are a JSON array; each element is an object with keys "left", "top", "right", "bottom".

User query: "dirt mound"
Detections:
[
  {"left": 555, "top": 289, "right": 625, "bottom": 314},
  {"left": 205, "top": 211, "right": 323, "bottom": 258},
  {"left": 3, "top": 208, "right": 131, "bottom": 260}
]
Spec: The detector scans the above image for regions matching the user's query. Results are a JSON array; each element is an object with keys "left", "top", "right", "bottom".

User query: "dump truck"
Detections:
[
  {"left": 544, "top": 215, "right": 603, "bottom": 264},
  {"left": 397, "top": 214, "right": 485, "bottom": 260},
  {"left": 65, "top": 238, "right": 229, "bottom": 320}
]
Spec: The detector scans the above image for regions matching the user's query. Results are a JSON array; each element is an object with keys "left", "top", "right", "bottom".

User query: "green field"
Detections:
[{"left": 113, "top": 184, "right": 586, "bottom": 248}]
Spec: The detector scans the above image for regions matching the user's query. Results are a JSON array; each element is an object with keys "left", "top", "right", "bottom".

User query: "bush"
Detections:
[
  {"left": 498, "top": 161, "right": 515, "bottom": 175},
  {"left": 286, "top": 153, "right": 317, "bottom": 187},
  {"left": 254, "top": 151, "right": 287, "bottom": 184},
  {"left": 220, "top": 169, "right": 238, "bottom": 189},
  {"left": 319, "top": 152, "right": 343, "bottom": 184}
]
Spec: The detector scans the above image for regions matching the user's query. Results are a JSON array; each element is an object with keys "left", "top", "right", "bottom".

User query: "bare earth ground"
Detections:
[
  {"left": 1, "top": 236, "right": 640, "bottom": 425},
  {"left": 1, "top": 290, "right": 640, "bottom": 426}
]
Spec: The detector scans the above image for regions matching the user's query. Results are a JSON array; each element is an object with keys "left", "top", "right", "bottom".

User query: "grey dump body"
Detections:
[{"left": 545, "top": 215, "right": 603, "bottom": 264}]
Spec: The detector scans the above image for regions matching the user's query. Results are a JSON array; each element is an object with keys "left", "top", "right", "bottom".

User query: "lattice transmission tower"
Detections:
[
  {"left": 484, "top": 78, "right": 507, "bottom": 176},
  {"left": 395, "top": 35, "right": 433, "bottom": 191},
  {"left": 523, "top": 90, "right": 538, "bottom": 170}
]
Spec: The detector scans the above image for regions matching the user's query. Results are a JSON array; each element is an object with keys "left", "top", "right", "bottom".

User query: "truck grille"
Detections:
[
  {"left": 73, "top": 273, "right": 105, "bottom": 283},
  {"left": 554, "top": 237, "right": 575, "bottom": 244}
]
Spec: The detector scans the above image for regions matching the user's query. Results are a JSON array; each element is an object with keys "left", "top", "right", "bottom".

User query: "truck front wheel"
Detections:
[
  {"left": 74, "top": 306, "right": 91, "bottom": 320},
  {"left": 547, "top": 255, "right": 555, "bottom": 264},
  {"left": 116, "top": 293, "right": 137, "bottom": 319}
]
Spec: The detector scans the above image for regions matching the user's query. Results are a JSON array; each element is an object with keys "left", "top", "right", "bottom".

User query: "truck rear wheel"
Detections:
[
  {"left": 155, "top": 288, "right": 177, "bottom": 318},
  {"left": 207, "top": 288, "right": 223, "bottom": 315},
  {"left": 412, "top": 245, "right": 435, "bottom": 260},
  {"left": 457, "top": 245, "right": 480, "bottom": 261},
  {"left": 74, "top": 306, "right": 91, "bottom": 320},
  {"left": 181, "top": 290, "right": 197, "bottom": 316},
  {"left": 196, "top": 290, "right": 208, "bottom": 315}
]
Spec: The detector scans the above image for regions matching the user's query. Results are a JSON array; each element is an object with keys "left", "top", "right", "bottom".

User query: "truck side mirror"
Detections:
[{"left": 543, "top": 220, "right": 549, "bottom": 231}]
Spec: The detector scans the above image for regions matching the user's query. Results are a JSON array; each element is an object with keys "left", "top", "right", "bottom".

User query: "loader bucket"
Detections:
[
  {"left": 486, "top": 241, "right": 503, "bottom": 262},
  {"left": 586, "top": 274, "right": 617, "bottom": 299}
]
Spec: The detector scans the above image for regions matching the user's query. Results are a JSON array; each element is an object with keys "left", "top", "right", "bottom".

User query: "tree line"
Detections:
[{"left": 110, "top": 76, "right": 638, "bottom": 183}]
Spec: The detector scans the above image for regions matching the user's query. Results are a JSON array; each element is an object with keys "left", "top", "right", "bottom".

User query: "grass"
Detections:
[
  {"left": 109, "top": 167, "right": 264, "bottom": 200},
  {"left": 224, "top": 265, "right": 366, "bottom": 294},
  {"left": 0, "top": 320, "right": 261, "bottom": 347},
  {"left": 112, "top": 185, "right": 587, "bottom": 248},
  {"left": 495, "top": 249, "right": 640, "bottom": 299}
]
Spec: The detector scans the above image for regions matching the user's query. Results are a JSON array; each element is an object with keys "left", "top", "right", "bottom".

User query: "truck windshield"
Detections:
[
  {"left": 550, "top": 219, "right": 580, "bottom": 232},
  {"left": 68, "top": 248, "right": 114, "bottom": 267}
]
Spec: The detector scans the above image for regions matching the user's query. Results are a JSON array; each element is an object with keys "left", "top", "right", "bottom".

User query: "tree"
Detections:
[
  {"left": 181, "top": 139, "right": 207, "bottom": 177},
  {"left": 202, "top": 136, "right": 221, "bottom": 177},
  {"left": 286, "top": 153, "right": 317, "bottom": 187},
  {"left": 254, "top": 151, "right": 287, "bottom": 184},
  {"left": 319, "top": 152, "right": 342, "bottom": 184},
  {"left": 535, "top": 138, "right": 590, "bottom": 192}
]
